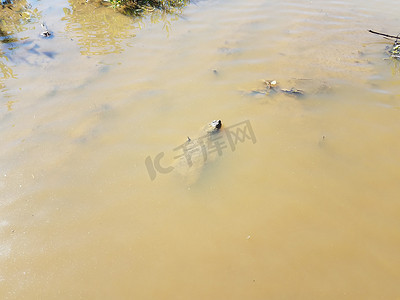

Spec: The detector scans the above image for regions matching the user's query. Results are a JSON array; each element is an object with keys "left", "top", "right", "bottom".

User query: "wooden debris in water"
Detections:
[
  {"left": 245, "top": 80, "right": 306, "bottom": 98},
  {"left": 369, "top": 29, "right": 400, "bottom": 60},
  {"left": 281, "top": 88, "right": 304, "bottom": 97}
]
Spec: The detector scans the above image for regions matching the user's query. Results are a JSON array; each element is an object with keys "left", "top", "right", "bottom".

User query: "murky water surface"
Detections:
[{"left": 1, "top": 0, "right": 400, "bottom": 298}]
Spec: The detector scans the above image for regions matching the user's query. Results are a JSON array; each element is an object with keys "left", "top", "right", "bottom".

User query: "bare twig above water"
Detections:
[
  {"left": 368, "top": 30, "right": 399, "bottom": 40},
  {"left": 369, "top": 30, "right": 400, "bottom": 60}
]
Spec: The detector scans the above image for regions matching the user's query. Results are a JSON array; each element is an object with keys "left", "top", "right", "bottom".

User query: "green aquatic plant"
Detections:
[
  {"left": 390, "top": 42, "right": 400, "bottom": 59},
  {"left": 106, "top": 0, "right": 189, "bottom": 15}
]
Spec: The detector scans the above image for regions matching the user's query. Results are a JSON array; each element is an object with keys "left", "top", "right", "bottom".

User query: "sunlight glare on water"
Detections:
[{"left": 1, "top": 0, "right": 400, "bottom": 298}]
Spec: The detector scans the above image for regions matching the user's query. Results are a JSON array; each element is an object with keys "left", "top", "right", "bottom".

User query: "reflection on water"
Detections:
[
  {"left": 0, "top": 0, "right": 42, "bottom": 90},
  {"left": 149, "top": 9, "right": 183, "bottom": 37},
  {"left": 0, "top": 61, "right": 14, "bottom": 90},
  {"left": 62, "top": 0, "right": 138, "bottom": 55},
  {"left": 5, "top": 100, "right": 15, "bottom": 111},
  {"left": 62, "top": 0, "right": 186, "bottom": 55},
  {"left": 0, "top": 0, "right": 41, "bottom": 46},
  {"left": 391, "top": 60, "right": 400, "bottom": 75},
  {"left": 0, "top": 0, "right": 185, "bottom": 95},
  {"left": 0, "top": 0, "right": 41, "bottom": 35}
]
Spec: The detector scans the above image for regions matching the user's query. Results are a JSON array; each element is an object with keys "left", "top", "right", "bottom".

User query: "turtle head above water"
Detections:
[{"left": 208, "top": 120, "right": 222, "bottom": 132}]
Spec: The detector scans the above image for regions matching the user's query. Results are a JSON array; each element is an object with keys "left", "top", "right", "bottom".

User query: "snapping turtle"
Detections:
[{"left": 174, "top": 119, "right": 223, "bottom": 186}]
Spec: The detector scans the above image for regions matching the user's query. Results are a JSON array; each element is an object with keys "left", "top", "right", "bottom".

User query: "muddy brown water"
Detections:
[{"left": 1, "top": 0, "right": 400, "bottom": 298}]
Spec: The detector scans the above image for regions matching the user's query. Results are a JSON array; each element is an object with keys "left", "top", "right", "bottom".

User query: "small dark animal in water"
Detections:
[
  {"left": 207, "top": 119, "right": 222, "bottom": 131},
  {"left": 40, "top": 23, "right": 52, "bottom": 37}
]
